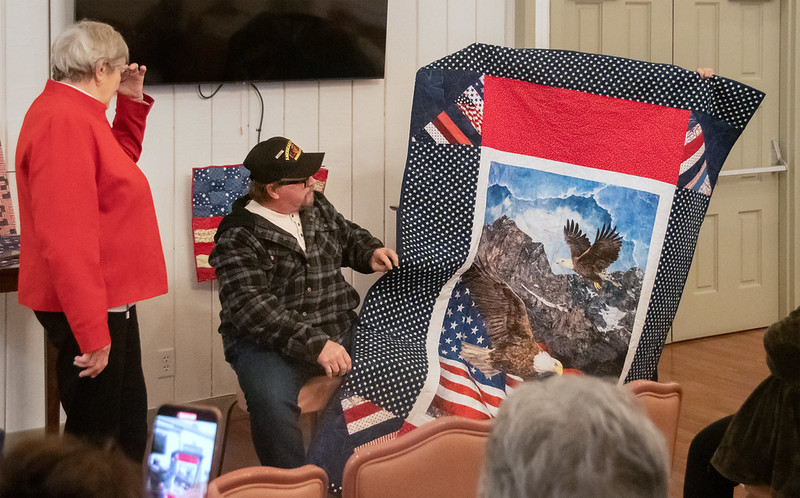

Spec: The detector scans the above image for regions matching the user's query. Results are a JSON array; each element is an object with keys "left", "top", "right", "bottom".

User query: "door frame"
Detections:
[
  {"left": 518, "top": 0, "right": 800, "bottom": 317},
  {"left": 779, "top": 1, "right": 800, "bottom": 317}
]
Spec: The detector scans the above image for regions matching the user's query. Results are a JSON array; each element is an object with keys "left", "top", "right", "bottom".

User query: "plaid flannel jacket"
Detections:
[{"left": 209, "top": 192, "right": 383, "bottom": 365}]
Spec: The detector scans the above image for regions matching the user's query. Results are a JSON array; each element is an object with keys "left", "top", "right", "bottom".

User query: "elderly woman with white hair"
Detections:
[
  {"left": 15, "top": 20, "right": 167, "bottom": 462},
  {"left": 480, "top": 375, "right": 669, "bottom": 498}
]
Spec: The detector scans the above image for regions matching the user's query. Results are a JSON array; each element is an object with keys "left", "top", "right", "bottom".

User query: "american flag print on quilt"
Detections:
[
  {"left": 306, "top": 44, "right": 763, "bottom": 491},
  {"left": 191, "top": 163, "right": 329, "bottom": 281}
]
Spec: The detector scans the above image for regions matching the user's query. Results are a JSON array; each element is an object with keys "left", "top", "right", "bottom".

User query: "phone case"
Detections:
[{"left": 143, "top": 403, "right": 223, "bottom": 498}]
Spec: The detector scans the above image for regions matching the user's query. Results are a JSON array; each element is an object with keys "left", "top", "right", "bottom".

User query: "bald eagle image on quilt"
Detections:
[{"left": 306, "top": 43, "right": 764, "bottom": 491}]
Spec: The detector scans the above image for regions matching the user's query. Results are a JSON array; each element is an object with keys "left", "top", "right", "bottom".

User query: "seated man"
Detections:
[
  {"left": 480, "top": 375, "right": 669, "bottom": 498},
  {"left": 210, "top": 136, "right": 398, "bottom": 468}
]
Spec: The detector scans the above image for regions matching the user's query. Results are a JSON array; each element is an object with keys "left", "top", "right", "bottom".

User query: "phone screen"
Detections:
[{"left": 144, "top": 405, "right": 220, "bottom": 498}]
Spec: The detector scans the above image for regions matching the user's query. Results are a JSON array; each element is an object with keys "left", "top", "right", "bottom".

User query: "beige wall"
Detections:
[{"left": 0, "top": 0, "right": 514, "bottom": 432}]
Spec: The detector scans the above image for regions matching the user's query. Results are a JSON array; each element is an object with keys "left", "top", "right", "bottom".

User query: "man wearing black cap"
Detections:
[{"left": 209, "top": 137, "right": 398, "bottom": 468}]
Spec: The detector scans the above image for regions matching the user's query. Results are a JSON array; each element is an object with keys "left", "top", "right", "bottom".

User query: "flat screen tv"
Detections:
[{"left": 75, "top": 0, "right": 388, "bottom": 85}]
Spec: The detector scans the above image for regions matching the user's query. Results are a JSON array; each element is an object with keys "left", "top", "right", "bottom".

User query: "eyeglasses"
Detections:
[
  {"left": 98, "top": 59, "right": 132, "bottom": 82},
  {"left": 277, "top": 177, "right": 310, "bottom": 186}
]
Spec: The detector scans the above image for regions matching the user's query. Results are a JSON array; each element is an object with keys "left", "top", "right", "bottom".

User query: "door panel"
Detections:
[
  {"left": 550, "top": 0, "right": 781, "bottom": 340},
  {"left": 550, "top": 0, "right": 672, "bottom": 62},
  {"left": 672, "top": 0, "right": 780, "bottom": 339},
  {"left": 602, "top": 1, "right": 673, "bottom": 62}
]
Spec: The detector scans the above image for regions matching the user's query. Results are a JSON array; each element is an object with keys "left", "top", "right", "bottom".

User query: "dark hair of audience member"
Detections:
[{"left": 0, "top": 434, "right": 142, "bottom": 498}]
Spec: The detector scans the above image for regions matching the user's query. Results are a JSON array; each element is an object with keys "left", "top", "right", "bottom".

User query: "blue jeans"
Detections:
[{"left": 229, "top": 330, "right": 351, "bottom": 468}]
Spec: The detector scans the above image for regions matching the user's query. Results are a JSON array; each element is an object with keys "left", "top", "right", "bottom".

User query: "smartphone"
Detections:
[{"left": 144, "top": 404, "right": 223, "bottom": 498}]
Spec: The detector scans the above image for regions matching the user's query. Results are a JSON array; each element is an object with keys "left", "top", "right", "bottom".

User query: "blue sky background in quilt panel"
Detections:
[{"left": 486, "top": 162, "right": 659, "bottom": 275}]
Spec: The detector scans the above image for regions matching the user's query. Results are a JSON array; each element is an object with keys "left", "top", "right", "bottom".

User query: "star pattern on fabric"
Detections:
[
  {"left": 347, "top": 143, "right": 481, "bottom": 417},
  {"left": 192, "top": 165, "right": 250, "bottom": 217}
]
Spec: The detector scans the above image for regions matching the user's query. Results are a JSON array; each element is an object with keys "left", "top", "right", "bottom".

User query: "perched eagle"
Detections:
[
  {"left": 555, "top": 219, "right": 623, "bottom": 290},
  {"left": 459, "top": 257, "right": 563, "bottom": 379}
]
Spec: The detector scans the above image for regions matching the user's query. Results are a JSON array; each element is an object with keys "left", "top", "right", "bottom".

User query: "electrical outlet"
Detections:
[{"left": 158, "top": 348, "right": 175, "bottom": 378}]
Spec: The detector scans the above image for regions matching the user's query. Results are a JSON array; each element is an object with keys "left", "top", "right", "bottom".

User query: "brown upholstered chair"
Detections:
[
  {"left": 206, "top": 464, "right": 328, "bottom": 498},
  {"left": 341, "top": 416, "right": 493, "bottom": 498},
  {"left": 625, "top": 379, "right": 683, "bottom": 464}
]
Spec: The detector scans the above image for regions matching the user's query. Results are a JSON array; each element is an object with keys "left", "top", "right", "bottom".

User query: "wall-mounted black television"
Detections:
[{"left": 75, "top": 0, "right": 388, "bottom": 85}]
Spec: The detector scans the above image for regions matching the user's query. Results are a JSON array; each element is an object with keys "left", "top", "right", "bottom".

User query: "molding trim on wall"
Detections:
[
  {"left": 515, "top": 0, "right": 549, "bottom": 49},
  {"left": 779, "top": 0, "right": 800, "bottom": 315}
]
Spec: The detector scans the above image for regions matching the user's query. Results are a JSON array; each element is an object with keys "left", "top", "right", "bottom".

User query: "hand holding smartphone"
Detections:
[{"left": 144, "top": 404, "right": 223, "bottom": 498}]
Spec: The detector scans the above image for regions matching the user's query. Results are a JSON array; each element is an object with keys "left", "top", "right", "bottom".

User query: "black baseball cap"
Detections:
[{"left": 243, "top": 136, "right": 324, "bottom": 184}]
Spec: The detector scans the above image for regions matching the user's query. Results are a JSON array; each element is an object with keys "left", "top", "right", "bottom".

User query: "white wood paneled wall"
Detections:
[{"left": 0, "top": 0, "right": 514, "bottom": 432}]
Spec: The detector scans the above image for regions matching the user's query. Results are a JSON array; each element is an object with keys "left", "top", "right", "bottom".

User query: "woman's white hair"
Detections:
[
  {"left": 50, "top": 20, "right": 128, "bottom": 82},
  {"left": 479, "top": 375, "right": 669, "bottom": 498}
]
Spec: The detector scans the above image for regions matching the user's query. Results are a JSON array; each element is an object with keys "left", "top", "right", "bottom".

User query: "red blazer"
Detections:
[{"left": 16, "top": 81, "right": 168, "bottom": 353}]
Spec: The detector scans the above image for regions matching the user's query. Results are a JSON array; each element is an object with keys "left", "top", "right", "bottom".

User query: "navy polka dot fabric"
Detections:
[
  {"left": 624, "top": 188, "right": 711, "bottom": 382},
  {"left": 427, "top": 44, "right": 762, "bottom": 129},
  {"left": 348, "top": 143, "right": 481, "bottom": 416}
]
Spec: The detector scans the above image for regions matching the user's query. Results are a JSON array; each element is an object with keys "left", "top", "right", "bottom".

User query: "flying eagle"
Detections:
[
  {"left": 459, "top": 257, "right": 563, "bottom": 379},
  {"left": 555, "top": 220, "right": 623, "bottom": 290}
]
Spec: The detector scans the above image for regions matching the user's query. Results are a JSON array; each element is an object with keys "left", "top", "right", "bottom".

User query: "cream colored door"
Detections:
[
  {"left": 550, "top": 0, "right": 673, "bottom": 63},
  {"left": 671, "top": 0, "right": 780, "bottom": 339},
  {"left": 549, "top": 0, "right": 781, "bottom": 340}
]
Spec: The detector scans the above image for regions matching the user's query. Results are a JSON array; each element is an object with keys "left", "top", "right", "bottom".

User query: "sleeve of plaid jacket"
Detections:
[
  {"left": 210, "top": 226, "right": 330, "bottom": 363},
  {"left": 316, "top": 194, "right": 385, "bottom": 272}
]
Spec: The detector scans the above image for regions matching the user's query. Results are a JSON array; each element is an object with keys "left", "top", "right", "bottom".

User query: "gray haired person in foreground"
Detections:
[{"left": 480, "top": 375, "right": 669, "bottom": 498}]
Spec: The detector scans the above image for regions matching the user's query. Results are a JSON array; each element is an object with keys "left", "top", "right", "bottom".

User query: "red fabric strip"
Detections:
[
  {"left": 431, "top": 395, "right": 491, "bottom": 420},
  {"left": 343, "top": 401, "right": 382, "bottom": 424},
  {"left": 440, "top": 361, "right": 471, "bottom": 377},
  {"left": 482, "top": 75, "right": 689, "bottom": 185},
  {"left": 192, "top": 216, "right": 224, "bottom": 230},
  {"left": 682, "top": 132, "right": 704, "bottom": 160},
  {"left": 432, "top": 115, "right": 458, "bottom": 144},
  {"left": 435, "top": 111, "right": 472, "bottom": 145},
  {"left": 439, "top": 375, "right": 503, "bottom": 408}
]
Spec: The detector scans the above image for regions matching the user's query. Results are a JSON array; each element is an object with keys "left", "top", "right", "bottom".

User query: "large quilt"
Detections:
[{"left": 307, "top": 44, "right": 764, "bottom": 491}]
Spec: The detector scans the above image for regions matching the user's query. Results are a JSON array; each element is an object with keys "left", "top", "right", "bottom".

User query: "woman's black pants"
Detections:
[{"left": 35, "top": 306, "right": 148, "bottom": 462}]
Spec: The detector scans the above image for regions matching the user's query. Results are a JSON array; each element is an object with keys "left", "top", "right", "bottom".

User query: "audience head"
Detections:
[
  {"left": 51, "top": 20, "right": 128, "bottom": 83},
  {"left": 0, "top": 434, "right": 142, "bottom": 498},
  {"left": 763, "top": 305, "right": 800, "bottom": 387},
  {"left": 480, "top": 375, "right": 669, "bottom": 498}
]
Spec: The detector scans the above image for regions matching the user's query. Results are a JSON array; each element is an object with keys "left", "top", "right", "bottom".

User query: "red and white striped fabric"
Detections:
[{"left": 431, "top": 356, "right": 521, "bottom": 419}]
